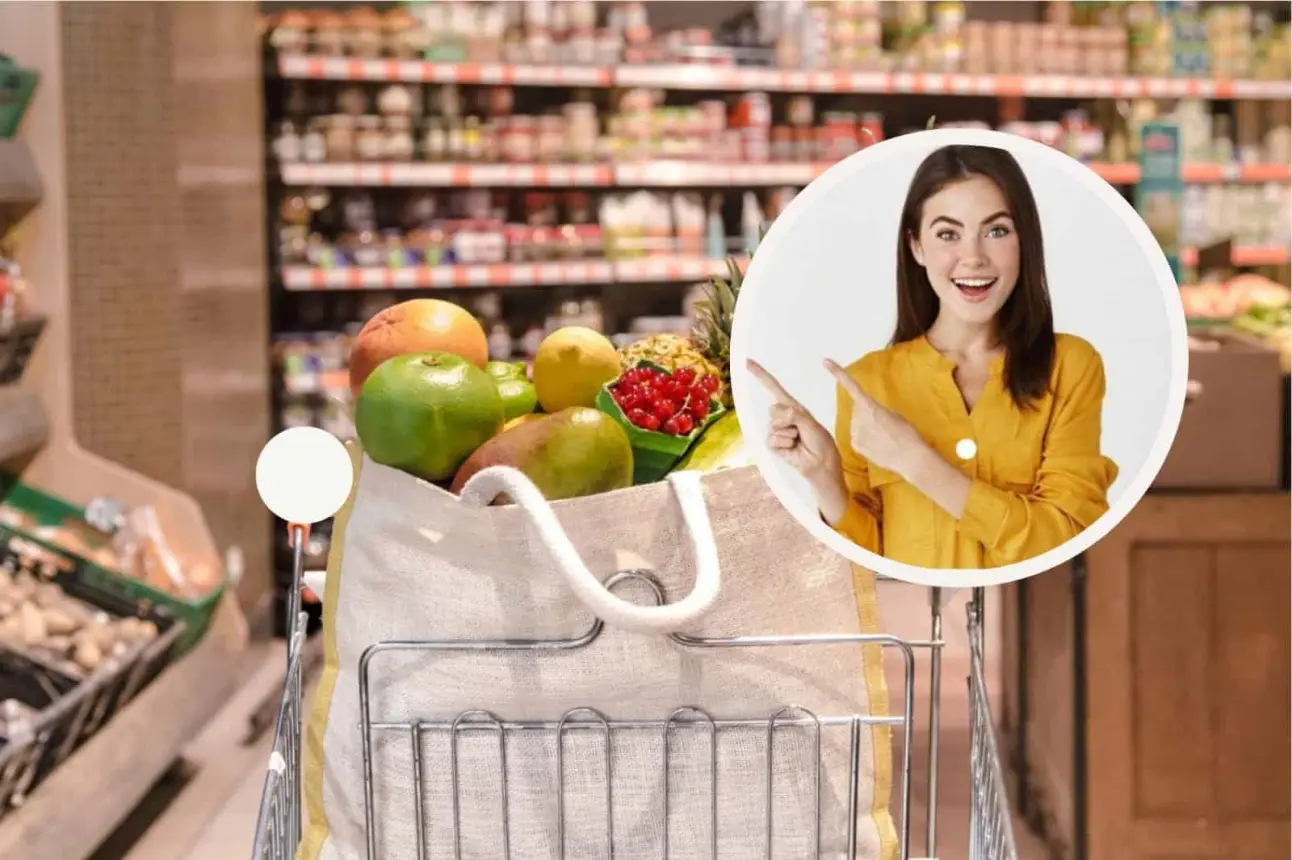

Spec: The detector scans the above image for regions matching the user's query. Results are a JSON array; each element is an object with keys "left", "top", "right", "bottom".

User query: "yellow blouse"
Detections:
[{"left": 831, "top": 333, "right": 1119, "bottom": 569}]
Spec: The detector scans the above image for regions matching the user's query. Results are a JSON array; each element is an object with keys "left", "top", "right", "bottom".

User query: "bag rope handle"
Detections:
[{"left": 457, "top": 466, "right": 722, "bottom": 634}]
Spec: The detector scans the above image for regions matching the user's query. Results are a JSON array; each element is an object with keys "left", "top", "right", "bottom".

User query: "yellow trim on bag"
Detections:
[
  {"left": 852, "top": 563, "right": 900, "bottom": 860},
  {"left": 299, "top": 441, "right": 364, "bottom": 860}
]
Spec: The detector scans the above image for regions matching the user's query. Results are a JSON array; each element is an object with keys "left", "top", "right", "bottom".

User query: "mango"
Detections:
[{"left": 450, "top": 407, "right": 633, "bottom": 502}]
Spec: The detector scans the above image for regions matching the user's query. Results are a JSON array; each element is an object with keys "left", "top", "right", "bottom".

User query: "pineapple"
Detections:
[
  {"left": 618, "top": 333, "right": 723, "bottom": 388},
  {"left": 690, "top": 255, "right": 745, "bottom": 408}
]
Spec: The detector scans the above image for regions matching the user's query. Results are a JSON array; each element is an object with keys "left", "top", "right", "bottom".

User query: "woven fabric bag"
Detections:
[{"left": 300, "top": 450, "right": 897, "bottom": 860}]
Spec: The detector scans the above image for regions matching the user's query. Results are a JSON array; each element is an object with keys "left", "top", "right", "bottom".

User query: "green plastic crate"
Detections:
[
  {"left": 0, "top": 55, "right": 38, "bottom": 139},
  {"left": 595, "top": 362, "right": 726, "bottom": 485},
  {"left": 0, "top": 476, "right": 224, "bottom": 654}
]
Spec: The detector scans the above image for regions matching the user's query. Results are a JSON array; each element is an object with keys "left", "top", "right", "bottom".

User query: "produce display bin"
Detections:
[
  {"left": 0, "top": 523, "right": 185, "bottom": 820},
  {"left": 0, "top": 476, "right": 224, "bottom": 655}
]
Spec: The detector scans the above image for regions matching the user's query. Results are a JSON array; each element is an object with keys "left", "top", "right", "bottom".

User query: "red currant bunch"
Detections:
[{"left": 609, "top": 365, "right": 720, "bottom": 436}]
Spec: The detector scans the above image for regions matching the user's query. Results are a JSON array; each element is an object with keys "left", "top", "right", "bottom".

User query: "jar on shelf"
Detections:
[
  {"left": 422, "top": 119, "right": 448, "bottom": 161},
  {"left": 506, "top": 224, "right": 531, "bottom": 262},
  {"left": 377, "top": 84, "right": 414, "bottom": 117},
  {"left": 383, "top": 8, "right": 426, "bottom": 58},
  {"left": 337, "top": 85, "right": 368, "bottom": 117},
  {"left": 381, "top": 230, "right": 409, "bottom": 267},
  {"left": 537, "top": 115, "right": 566, "bottom": 163},
  {"left": 770, "top": 126, "right": 793, "bottom": 162},
  {"left": 312, "top": 12, "right": 346, "bottom": 56},
  {"left": 325, "top": 115, "right": 357, "bottom": 162},
  {"left": 486, "top": 86, "right": 515, "bottom": 118},
  {"left": 383, "top": 116, "right": 415, "bottom": 161},
  {"left": 278, "top": 192, "right": 312, "bottom": 227},
  {"left": 462, "top": 117, "right": 485, "bottom": 162},
  {"left": 305, "top": 233, "right": 336, "bottom": 268},
  {"left": 268, "top": 11, "right": 310, "bottom": 55},
  {"left": 279, "top": 228, "right": 309, "bottom": 265},
  {"left": 347, "top": 7, "right": 385, "bottom": 58},
  {"left": 564, "top": 103, "right": 598, "bottom": 162},
  {"left": 301, "top": 118, "right": 327, "bottom": 163},
  {"left": 502, "top": 116, "right": 537, "bottom": 163},
  {"left": 356, "top": 116, "right": 385, "bottom": 161},
  {"left": 272, "top": 120, "right": 302, "bottom": 163},
  {"left": 351, "top": 230, "right": 384, "bottom": 267}
]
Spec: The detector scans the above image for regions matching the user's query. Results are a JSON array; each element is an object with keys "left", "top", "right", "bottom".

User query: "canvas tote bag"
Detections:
[{"left": 300, "top": 448, "right": 898, "bottom": 860}]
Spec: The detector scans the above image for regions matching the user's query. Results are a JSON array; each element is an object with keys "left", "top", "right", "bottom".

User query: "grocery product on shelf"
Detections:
[{"left": 262, "top": 1, "right": 1291, "bottom": 80}]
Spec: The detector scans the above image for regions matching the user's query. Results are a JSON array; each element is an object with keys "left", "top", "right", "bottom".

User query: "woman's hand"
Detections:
[
  {"left": 822, "top": 358, "right": 930, "bottom": 479},
  {"left": 745, "top": 359, "right": 842, "bottom": 485}
]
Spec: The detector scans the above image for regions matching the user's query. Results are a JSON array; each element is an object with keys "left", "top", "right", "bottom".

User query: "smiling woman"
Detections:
[{"left": 747, "top": 142, "right": 1122, "bottom": 572}]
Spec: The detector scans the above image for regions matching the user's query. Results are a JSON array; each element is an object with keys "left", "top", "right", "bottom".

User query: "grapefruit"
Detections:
[
  {"left": 349, "top": 299, "right": 489, "bottom": 396},
  {"left": 354, "top": 352, "right": 504, "bottom": 482},
  {"left": 532, "top": 327, "right": 621, "bottom": 413}
]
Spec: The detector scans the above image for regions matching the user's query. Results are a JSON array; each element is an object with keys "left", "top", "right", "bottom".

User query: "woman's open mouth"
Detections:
[{"left": 952, "top": 277, "right": 998, "bottom": 304}]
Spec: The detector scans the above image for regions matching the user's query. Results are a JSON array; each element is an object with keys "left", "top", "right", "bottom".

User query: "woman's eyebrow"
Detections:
[
  {"left": 929, "top": 215, "right": 963, "bottom": 228},
  {"left": 983, "top": 210, "right": 1014, "bottom": 223}
]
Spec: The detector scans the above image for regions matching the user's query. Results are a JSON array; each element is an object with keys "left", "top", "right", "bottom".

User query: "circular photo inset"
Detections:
[{"left": 730, "top": 128, "right": 1188, "bottom": 588}]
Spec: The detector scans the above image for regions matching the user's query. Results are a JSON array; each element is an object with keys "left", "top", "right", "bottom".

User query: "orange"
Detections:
[{"left": 349, "top": 299, "right": 488, "bottom": 396}]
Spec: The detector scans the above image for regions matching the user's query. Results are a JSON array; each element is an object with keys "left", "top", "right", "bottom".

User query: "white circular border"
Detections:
[{"left": 729, "top": 127, "right": 1189, "bottom": 588}]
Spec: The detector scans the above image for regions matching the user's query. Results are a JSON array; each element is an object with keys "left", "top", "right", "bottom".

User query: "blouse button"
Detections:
[{"left": 955, "top": 438, "right": 978, "bottom": 460}]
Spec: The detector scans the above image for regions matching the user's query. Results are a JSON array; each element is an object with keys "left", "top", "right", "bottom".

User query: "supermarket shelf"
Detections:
[
  {"left": 276, "top": 53, "right": 612, "bottom": 86},
  {"left": 279, "top": 160, "right": 1290, "bottom": 189},
  {"left": 276, "top": 54, "right": 1292, "bottom": 100},
  {"left": 281, "top": 260, "right": 616, "bottom": 290},
  {"left": 281, "top": 256, "right": 743, "bottom": 291},
  {"left": 1095, "top": 163, "right": 1292, "bottom": 184},
  {"left": 285, "top": 368, "right": 347, "bottom": 397},
  {"left": 613, "top": 256, "right": 740, "bottom": 282},
  {"left": 615, "top": 65, "right": 1292, "bottom": 100},
  {"left": 615, "top": 161, "right": 831, "bottom": 186},
  {"left": 1181, "top": 245, "right": 1291, "bottom": 267},
  {"left": 279, "top": 161, "right": 613, "bottom": 187}
]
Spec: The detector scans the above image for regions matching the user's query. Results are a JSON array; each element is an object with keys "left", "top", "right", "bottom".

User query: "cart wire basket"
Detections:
[{"left": 252, "top": 531, "right": 1019, "bottom": 860}]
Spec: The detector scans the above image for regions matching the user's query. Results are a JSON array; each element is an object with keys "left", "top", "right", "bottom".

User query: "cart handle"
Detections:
[{"left": 458, "top": 466, "right": 722, "bottom": 634}]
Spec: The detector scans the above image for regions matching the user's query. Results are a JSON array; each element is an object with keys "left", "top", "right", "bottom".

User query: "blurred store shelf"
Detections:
[
  {"left": 281, "top": 260, "right": 616, "bottom": 290},
  {"left": 275, "top": 53, "right": 1292, "bottom": 100},
  {"left": 276, "top": 54, "right": 612, "bottom": 86},
  {"left": 280, "top": 160, "right": 1290, "bottom": 188},
  {"left": 280, "top": 256, "right": 745, "bottom": 290},
  {"left": 1181, "top": 245, "right": 1291, "bottom": 267},
  {"left": 279, "top": 162, "right": 614, "bottom": 187}
]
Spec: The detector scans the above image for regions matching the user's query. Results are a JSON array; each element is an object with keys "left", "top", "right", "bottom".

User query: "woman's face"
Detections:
[{"left": 908, "top": 173, "right": 1021, "bottom": 327}]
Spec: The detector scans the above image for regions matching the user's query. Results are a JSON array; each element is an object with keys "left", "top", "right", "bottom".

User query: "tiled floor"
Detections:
[{"left": 105, "top": 582, "right": 1049, "bottom": 860}]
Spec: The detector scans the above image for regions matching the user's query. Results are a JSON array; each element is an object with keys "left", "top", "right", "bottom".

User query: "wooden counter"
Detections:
[{"left": 1000, "top": 492, "right": 1291, "bottom": 860}]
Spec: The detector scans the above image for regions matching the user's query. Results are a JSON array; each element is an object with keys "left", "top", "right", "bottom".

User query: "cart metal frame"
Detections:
[{"left": 252, "top": 530, "right": 1019, "bottom": 860}]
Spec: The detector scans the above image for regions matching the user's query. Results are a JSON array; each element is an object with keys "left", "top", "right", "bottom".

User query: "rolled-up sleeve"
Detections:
[
  {"left": 825, "top": 373, "right": 883, "bottom": 553},
  {"left": 957, "top": 347, "right": 1119, "bottom": 564}
]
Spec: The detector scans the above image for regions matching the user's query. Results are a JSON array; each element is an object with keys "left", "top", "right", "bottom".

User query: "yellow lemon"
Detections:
[{"left": 532, "top": 327, "right": 621, "bottom": 413}]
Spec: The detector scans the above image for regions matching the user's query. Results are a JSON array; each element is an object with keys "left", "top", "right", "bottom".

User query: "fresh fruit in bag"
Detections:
[
  {"left": 532, "top": 326, "right": 621, "bottom": 413},
  {"left": 689, "top": 256, "right": 745, "bottom": 408},
  {"left": 617, "top": 334, "right": 724, "bottom": 402},
  {"left": 596, "top": 362, "right": 725, "bottom": 484},
  {"left": 674, "top": 411, "right": 749, "bottom": 473},
  {"left": 349, "top": 299, "right": 489, "bottom": 396},
  {"left": 450, "top": 407, "right": 633, "bottom": 502},
  {"left": 484, "top": 360, "right": 539, "bottom": 420},
  {"left": 355, "top": 352, "right": 504, "bottom": 482}
]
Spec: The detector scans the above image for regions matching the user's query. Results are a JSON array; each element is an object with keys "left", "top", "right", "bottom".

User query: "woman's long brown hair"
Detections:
[{"left": 892, "top": 144, "right": 1056, "bottom": 409}]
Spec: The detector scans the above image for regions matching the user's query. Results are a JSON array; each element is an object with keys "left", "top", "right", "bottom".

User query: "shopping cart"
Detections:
[{"left": 251, "top": 527, "right": 1019, "bottom": 860}]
